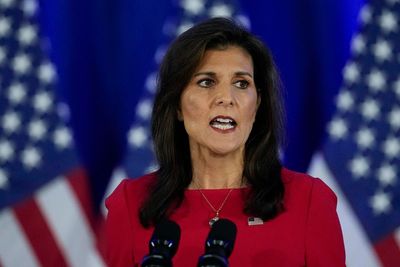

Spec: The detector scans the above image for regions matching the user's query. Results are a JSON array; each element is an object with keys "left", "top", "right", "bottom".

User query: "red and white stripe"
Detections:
[
  {"left": 0, "top": 168, "right": 106, "bottom": 267},
  {"left": 375, "top": 228, "right": 400, "bottom": 267}
]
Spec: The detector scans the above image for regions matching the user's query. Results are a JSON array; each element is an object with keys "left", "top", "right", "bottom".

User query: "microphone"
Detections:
[
  {"left": 197, "top": 219, "right": 237, "bottom": 267},
  {"left": 141, "top": 219, "right": 181, "bottom": 267}
]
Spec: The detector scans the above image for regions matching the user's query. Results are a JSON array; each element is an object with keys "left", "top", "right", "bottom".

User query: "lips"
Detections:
[{"left": 209, "top": 116, "right": 237, "bottom": 130}]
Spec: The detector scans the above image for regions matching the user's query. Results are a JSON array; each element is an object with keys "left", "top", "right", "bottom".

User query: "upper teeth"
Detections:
[{"left": 215, "top": 118, "right": 233, "bottom": 123}]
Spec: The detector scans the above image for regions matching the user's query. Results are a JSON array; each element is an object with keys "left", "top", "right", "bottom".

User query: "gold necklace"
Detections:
[{"left": 194, "top": 182, "right": 235, "bottom": 227}]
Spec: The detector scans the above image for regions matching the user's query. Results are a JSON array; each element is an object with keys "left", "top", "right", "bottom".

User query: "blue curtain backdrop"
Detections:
[{"left": 37, "top": 0, "right": 364, "bottom": 210}]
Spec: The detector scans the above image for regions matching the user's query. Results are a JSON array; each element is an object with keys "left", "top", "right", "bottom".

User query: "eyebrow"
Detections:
[
  {"left": 235, "top": 71, "right": 253, "bottom": 78},
  {"left": 193, "top": 71, "right": 253, "bottom": 78}
]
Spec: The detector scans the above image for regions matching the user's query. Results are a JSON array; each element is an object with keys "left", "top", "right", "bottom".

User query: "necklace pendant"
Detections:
[{"left": 209, "top": 216, "right": 219, "bottom": 227}]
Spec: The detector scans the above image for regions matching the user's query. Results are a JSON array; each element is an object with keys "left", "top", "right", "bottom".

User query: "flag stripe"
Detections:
[
  {"left": 375, "top": 234, "right": 400, "bottom": 267},
  {"left": 85, "top": 246, "right": 108, "bottom": 267},
  {"left": 0, "top": 209, "right": 41, "bottom": 267},
  {"left": 67, "top": 169, "right": 107, "bottom": 267},
  {"left": 13, "top": 197, "right": 69, "bottom": 267},
  {"left": 395, "top": 228, "right": 400, "bottom": 254},
  {"left": 67, "top": 168, "right": 96, "bottom": 230},
  {"left": 36, "top": 174, "right": 104, "bottom": 267}
]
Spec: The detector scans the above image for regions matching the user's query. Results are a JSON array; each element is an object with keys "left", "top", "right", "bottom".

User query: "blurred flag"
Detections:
[
  {"left": 105, "top": 0, "right": 249, "bottom": 198},
  {"left": 309, "top": 0, "right": 400, "bottom": 266},
  {"left": 0, "top": 1, "right": 104, "bottom": 266}
]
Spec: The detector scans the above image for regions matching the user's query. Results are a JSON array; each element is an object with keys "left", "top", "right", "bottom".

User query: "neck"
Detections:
[{"left": 189, "top": 148, "right": 245, "bottom": 189}]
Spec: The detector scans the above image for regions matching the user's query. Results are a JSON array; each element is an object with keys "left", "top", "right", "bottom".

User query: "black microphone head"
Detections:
[
  {"left": 150, "top": 219, "right": 181, "bottom": 258},
  {"left": 206, "top": 219, "right": 237, "bottom": 258},
  {"left": 142, "top": 219, "right": 181, "bottom": 267}
]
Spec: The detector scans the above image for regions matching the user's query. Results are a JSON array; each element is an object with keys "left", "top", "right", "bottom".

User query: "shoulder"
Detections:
[
  {"left": 281, "top": 167, "right": 337, "bottom": 205},
  {"left": 105, "top": 172, "right": 157, "bottom": 209},
  {"left": 121, "top": 172, "right": 156, "bottom": 192},
  {"left": 103, "top": 173, "right": 157, "bottom": 266},
  {"left": 280, "top": 168, "right": 345, "bottom": 265}
]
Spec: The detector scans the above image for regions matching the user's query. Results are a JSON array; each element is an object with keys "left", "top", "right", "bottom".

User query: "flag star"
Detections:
[
  {"left": 162, "top": 20, "right": 176, "bottom": 37},
  {"left": 21, "top": 146, "right": 41, "bottom": 169},
  {"left": 343, "top": 62, "right": 360, "bottom": 83},
  {"left": 128, "top": 126, "right": 148, "bottom": 148},
  {"left": 22, "top": 0, "right": 38, "bottom": 16},
  {"left": 377, "top": 163, "right": 397, "bottom": 187},
  {"left": 382, "top": 136, "right": 400, "bottom": 158},
  {"left": 0, "top": 0, "right": 15, "bottom": 8},
  {"left": 7, "top": 82, "right": 27, "bottom": 104},
  {"left": 328, "top": 118, "right": 348, "bottom": 139},
  {"left": 372, "top": 39, "right": 392, "bottom": 62},
  {"left": 33, "top": 91, "right": 52, "bottom": 113},
  {"left": 366, "top": 69, "right": 386, "bottom": 92},
  {"left": 180, "top": 0, "right": 205, "bottom": 15},
  {"left": 12, "top": 53, "right": 32, "bottom": 75},
  {"left": 28, "top": 119, "right": 47, "bottom": 140},
  {"left": 18, "top": 24, "right": 37, "bottom": 45},
  {"left": 379, "top": 10, "right": 398, "bottom": 32},
  {"left": 0, "top": 46, "right": 6, "bottom": 65},
  {"left": 0, "top": 140, "right": 14, "bottom": 162},
  {"left": 209, "top": 3, "right": 233, "bottom": 18},
  {"left": 38, "top": 62, "right": 57, "bottom": 84},
  {"left": 0, "top": 168, "right": 8, "bottom": 189},
  {"left": 154, "top": 45, "right": 167, "bottom": 65},
  {"left": 0, "top": 16, "right": 11, "bottom": 37},
  {"left": 388, "top": 107, "right": 400, "bottom": 130},
  {"left": 53, "top": 127, "right": 72, "bottom": 149},
  {"left": 177, "top": 20, "right": 194, "bottom": 35},
  {"left": 1, "top": 111, "right": 21, "bottom": 133},
  {"left": 370, "top": 191, "right": 392, "bottom": 215},
  {"left": 235, "top": 15, "right": 251, "bottom": 30},
  {"left": 355, "top": 127, "right": 375, "bottom": 149},
  {"left": 349, "top": 155, "right": 370, "bottom": 178},
  {"left": 394, "top": 77, "right": 400, "bottom": 98},
  {"left": 136, "top": 99, "right": 153, "bottom": 120},
  {"left": 145, "top": 72, "right": 157, "bottom": 93},
  {"left": 351, "top": 34, "right": 366, "bottom": 54},
  {"left": 360, "top": 99, "right": 380, "bottom": 120},
  {"left": 337, "top": 90, "right": 354, "bottom": 111},
  {"left": 360, "top": 5, "right": 372, "bottom": 24},
  {"left": 56, "top": 102, "right": 71, "bottom": 121}
]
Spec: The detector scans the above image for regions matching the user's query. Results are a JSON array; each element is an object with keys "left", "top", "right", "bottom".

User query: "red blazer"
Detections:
[{"left": 103, "top": 168, "right": 345, "bottom": 266}]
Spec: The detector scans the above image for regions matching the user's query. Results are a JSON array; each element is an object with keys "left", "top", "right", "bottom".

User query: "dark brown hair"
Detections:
[{"left": 139, "top": 17, "right": 285, "bottom": 227}]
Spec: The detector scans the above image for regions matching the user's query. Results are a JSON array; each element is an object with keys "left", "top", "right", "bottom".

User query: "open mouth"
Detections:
[{"left": 209, "top": 116, "right": 237, "bottom": 130}]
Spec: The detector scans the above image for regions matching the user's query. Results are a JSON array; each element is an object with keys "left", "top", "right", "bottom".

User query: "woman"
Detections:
[{"left": 104, "top": 18, "right": 345, "bottom": 266}]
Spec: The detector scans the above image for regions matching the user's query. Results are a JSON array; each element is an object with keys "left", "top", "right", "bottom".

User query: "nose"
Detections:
[{"left": 214, "top": 85, "right": 234, "bottom": 106}]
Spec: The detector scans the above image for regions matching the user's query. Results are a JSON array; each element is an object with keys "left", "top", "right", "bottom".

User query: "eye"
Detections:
[
  {"left": 233, "top": 80, "right": 250, "bottom": 89},
  {"left": 197, "top": 78, "right": 215, "bottom": 88}
]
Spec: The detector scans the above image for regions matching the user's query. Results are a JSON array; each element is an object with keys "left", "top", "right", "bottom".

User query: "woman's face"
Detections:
[{"left": 179, "top": 46, "right": 259, "bottom": 157}]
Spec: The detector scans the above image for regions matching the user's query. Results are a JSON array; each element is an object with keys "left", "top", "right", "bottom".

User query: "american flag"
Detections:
[
  {"left": 309, "top": 0, "right": 400, "bottom": 266},
  {"left": 106, "top": 0, "right": 249, "bottom": 195},
  {"left": 0, "top": 0, "right": 105, "bottom": 266}
]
